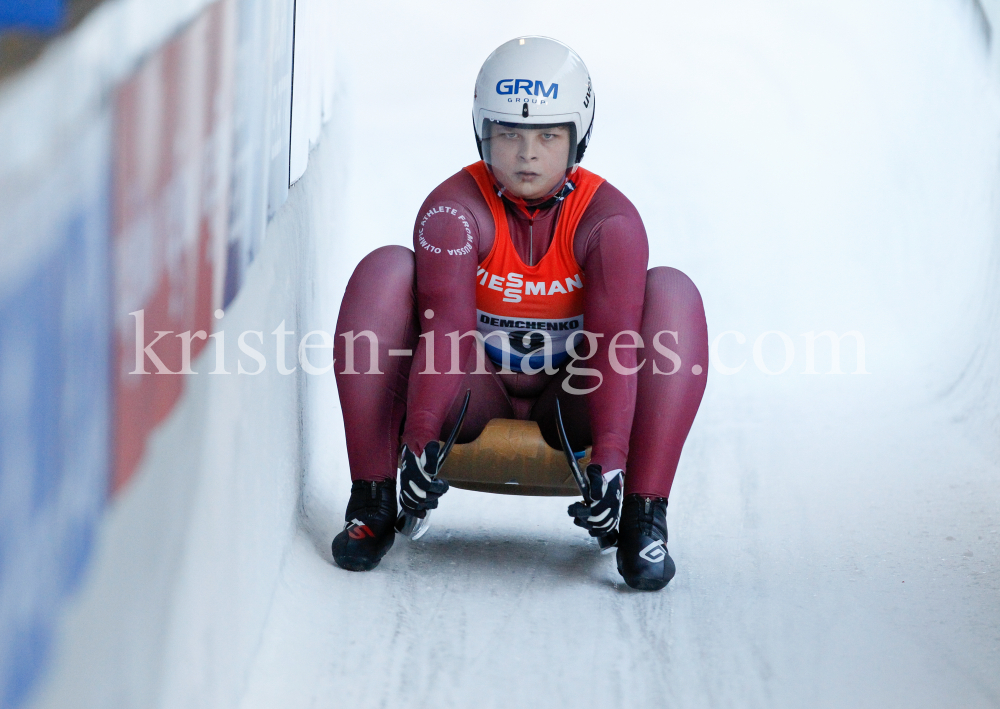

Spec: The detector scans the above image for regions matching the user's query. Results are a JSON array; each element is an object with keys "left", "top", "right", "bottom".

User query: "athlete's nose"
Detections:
[{"left": 519, "top": 134, "right": 540, "bottom": 162}]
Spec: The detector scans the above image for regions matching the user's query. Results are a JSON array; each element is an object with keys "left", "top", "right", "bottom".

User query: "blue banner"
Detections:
[
  {"left": 0, "top": 0, "right": 64, "bottom": 31},
  {"left": 0, "top": 122, "right": 111, "bottom": 709}
]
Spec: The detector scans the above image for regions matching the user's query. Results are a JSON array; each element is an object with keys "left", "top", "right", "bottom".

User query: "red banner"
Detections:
[{"left": 111, "top": 0, "right": 234, "bottom": 493}]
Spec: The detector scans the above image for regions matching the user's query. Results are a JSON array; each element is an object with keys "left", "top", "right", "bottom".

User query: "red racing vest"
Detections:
[{"left": 464, "top": 160, "right": 605, "bottom": 372}]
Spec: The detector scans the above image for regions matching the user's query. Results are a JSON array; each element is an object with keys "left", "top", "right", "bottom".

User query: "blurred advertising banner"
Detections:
[
  {"left": 111, "top": 0, "right": 235, "bottom": 492},
  {"left": 1, "top": 0, "right": 310, "bottom": 703},
  {"left": 0, "top": 0, "right": 64, "bottom": 32},
  {"left": 0, "top": 116, "right": 111, "bottom": 709}
]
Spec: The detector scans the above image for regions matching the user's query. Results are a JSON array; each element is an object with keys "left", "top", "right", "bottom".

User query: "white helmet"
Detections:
[{"left": 473, "top": 36, "right": 595, "bottom": 169}]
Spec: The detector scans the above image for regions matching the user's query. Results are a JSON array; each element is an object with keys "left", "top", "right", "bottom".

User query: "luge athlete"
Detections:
[{"left": 331, "top": 37, "right": 708, "bottom": 590}]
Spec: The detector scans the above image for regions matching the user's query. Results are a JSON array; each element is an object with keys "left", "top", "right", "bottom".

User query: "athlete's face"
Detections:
[{"left": 487, "top": 124, "right": 571, "bottom": 200}]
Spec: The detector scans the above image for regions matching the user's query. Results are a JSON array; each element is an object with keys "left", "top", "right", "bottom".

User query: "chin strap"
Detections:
[
  {"left": 538, "top": 178, "right": 577, "bottom": 209},
  {"left": 496, "top": 177, "right": 577, "bottom": 214}
]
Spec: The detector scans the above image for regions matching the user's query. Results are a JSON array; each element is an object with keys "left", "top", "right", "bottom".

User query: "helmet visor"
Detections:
[{"left": 481, "top": 119, "right": 578, "bottom": 199}]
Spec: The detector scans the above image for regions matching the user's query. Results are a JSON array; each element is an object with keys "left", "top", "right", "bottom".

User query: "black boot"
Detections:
[
  {"left": 332, "top": 479, "right": 398, "bottom": 571},
  {"left": 616, "top": 494, "right": 676, "bottom": 591}
]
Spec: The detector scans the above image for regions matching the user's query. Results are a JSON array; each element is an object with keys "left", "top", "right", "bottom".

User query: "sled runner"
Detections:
[
  {"left": 444, "top": 405, "right": 618, "bottom": 552},
  {"left": 397, "top": 391, "right": 616, "bottom": 550}
]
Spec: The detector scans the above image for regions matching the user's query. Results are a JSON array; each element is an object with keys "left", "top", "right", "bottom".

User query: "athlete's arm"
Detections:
[
  {"left": 575, "top": 186, "right": 650, "bottom": 473},
  {"left": 401, "top": 172, "right": 488, "bottom": 454}
]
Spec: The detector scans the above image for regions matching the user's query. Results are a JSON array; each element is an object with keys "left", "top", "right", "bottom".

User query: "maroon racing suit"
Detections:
[{"left": 333, "top": 166, "right": 708, "bottom": 499}]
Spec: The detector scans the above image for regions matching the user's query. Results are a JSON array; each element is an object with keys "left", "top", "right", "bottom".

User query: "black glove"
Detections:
[
  {"left": 567, "top": 465, "right": 623, "bottom": 536},
  {"left": 398, "top": 441, "right": 450, "bottom": 519}
]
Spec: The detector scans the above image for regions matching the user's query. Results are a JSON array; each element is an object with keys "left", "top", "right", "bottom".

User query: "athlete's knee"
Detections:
[
  {"left": 347, "top": 245, "right": 415, "bottom": 298},
  {"left": 646, "top": 266, "right": 703, "bottom": 308},
  {"left": 341, "top": 246, "right": 415, "bottom": 327},
  {"left": 354, "top": 245, "right": 414, "bottom": 283}
]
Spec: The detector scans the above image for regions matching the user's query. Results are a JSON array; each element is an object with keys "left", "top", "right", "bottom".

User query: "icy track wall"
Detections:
[{"left": 0, "top": 0, "right": 337, "bottom": 707}]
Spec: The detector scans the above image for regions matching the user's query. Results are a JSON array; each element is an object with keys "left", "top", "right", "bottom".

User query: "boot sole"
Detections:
[
  {"left": 331, "top": 535, "right": 394, "bottom": 572},
  {"left": 622, "top": 574, "right": 671, "bottom": 591},
  {"left": 333, "top": 555, "right": 383, "bottom": 572},
  {"left": 617, "top": 554, "right": 676, "bottom": 591}
]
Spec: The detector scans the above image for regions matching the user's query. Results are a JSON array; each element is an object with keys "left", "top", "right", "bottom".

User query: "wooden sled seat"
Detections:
[{"left": 440, "top": 418, "right": 590, "bottom": 497}]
